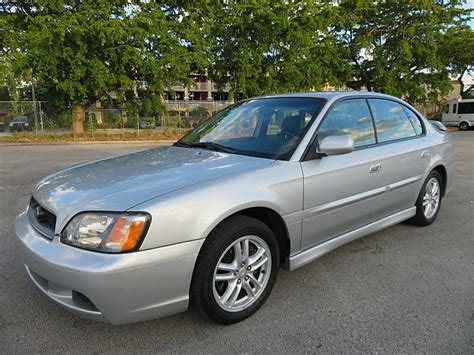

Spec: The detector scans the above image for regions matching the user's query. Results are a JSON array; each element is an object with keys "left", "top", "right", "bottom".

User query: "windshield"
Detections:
[
  {"left": 178, "top": 97, "right": 326, "bottom": 160},
  {"left": 12, "top": 117, "right": 28, "bottom": 122}
]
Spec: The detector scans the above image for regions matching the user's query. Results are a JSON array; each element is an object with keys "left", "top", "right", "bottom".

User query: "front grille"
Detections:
[{"left": 28, "top": 197, "right": 56, "bottom": 239}]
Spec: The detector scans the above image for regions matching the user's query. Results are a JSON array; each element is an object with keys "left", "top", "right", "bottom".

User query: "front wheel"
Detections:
[
  {"left": 411, "top": 171, "right": 443, "bottom": 226},
  {"left": 459, "top": 122, "right": 470, "bottom": 131},
  {"left": 190, "top": 215, "right": 279, "bottom": 324}
]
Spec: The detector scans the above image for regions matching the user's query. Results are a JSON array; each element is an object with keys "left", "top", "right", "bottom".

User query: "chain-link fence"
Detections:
[
  {"left": 0, "top": 100, "right": 233, "bottom": 137},
  {"left": 0, "top": 101, "right": 47, "bottom": 134}
]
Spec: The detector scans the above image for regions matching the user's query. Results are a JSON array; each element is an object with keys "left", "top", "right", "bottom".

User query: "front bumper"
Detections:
[{"left": 14, "top": 211, "right": 204, "bottom": 324}]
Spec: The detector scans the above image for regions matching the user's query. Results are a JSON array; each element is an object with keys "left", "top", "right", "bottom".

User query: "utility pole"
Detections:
[
  {"left": 38, "top": 101, "right": 44, "bottom": 136},
  {"left": 31, "top": 79, "right": 38, "bottom": 135}
]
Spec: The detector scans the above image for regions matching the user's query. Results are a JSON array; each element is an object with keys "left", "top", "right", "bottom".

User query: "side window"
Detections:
[
  {"left": 368, "top": 99, "right": 416, "bottom": 143},
  {"left": 453, "top": 104, "right": 457, "bottom": 114},
  {"left": 458, "top": 102, "right": 474, "bottom": 114},
  {"left": 402, "top": 106, "right": 423, "bottom": 135},
  {"left": 317, "top": 99, "right": 376, "bottom": 148}
]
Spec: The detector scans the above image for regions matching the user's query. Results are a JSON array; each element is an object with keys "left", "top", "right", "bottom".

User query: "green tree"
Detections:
[
  {"left": 3, "top": 1, "right": 207, "bottom": 134},
  {"left": 0, "top": 2, "right": 24, "bottom": 104},
  {"left": 333, "top": 0, "right": 470, "bottom": 105},
  {"left": 208, "top": 1, "right": 346, "bottom": 98},
  {"left": 441, "top": 25, "right": 474, "bottom": 99},
  {"left": 2, "top": 0, "right": 473, "bottom": 123}
]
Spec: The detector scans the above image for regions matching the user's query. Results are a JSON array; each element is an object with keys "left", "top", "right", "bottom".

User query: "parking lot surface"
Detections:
[{"left": 1, "top": 133, "right": 473, "bottom": 353}]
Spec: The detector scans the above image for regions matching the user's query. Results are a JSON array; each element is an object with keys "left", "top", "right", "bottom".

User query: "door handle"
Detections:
[
  {"left": 421, "top": 151, "right": 430, "bottom": 159},
  {"left": 369, "top": 163, "right": 382, "bottom": 173}
]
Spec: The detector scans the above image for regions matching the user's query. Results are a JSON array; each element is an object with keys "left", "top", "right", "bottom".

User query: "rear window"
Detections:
[{"left": 458, "top": 102, "right": 474, "bottom": 114}]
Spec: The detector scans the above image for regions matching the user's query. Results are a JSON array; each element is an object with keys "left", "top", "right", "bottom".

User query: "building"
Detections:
[{"left": 164, "top": 74, "right": 233, "bottom": 102}]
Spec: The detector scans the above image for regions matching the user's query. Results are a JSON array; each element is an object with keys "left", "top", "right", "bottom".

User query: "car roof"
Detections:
[{"left": 254, "top": 91, "right": 399, "bottom": 101}]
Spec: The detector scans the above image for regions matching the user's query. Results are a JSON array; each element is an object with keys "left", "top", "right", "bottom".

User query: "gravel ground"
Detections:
[{"left": 0, "top": 133, "right": 473, "bottom": 353}]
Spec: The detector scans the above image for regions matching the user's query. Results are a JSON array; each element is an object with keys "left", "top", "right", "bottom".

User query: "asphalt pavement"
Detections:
[{"left": 0, "top": 133, "right": 473, "bottom": 353}]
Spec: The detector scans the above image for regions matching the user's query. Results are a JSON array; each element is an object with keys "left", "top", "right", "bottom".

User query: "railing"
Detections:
[
  {"left": 168, "top": 82, "right": 231, "bottom": 93},
  {"left": 163, "top": 100, "right": 232, "bottom": 113}
]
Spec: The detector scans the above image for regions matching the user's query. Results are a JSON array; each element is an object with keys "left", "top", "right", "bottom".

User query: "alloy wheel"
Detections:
[
  {"left": 212, "top": 235, "right": 272, "bottom": 312},
  {"left": 423, "top": 177, "right": 441, "bottom": 220}
]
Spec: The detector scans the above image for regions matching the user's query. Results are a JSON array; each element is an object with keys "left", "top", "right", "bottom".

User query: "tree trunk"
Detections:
[
  {"left": 458, "top": 69, "right": 466, "bottom": 99},
  {"left": 72, "top": 102, "right": 85, "bottom": 136}
]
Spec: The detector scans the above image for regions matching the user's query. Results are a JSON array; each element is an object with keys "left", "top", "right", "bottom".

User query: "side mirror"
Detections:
[
  {"left": 430, "top": 120, "right": 447, "bottom": 132},
  {"left": 318, "top": 135, "right": 354, "bottom": 157}
]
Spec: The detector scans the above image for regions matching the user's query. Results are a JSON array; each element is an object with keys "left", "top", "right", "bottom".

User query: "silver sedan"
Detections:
[{"left": 15, "top": 92, "right": 454, "bottom": 324}]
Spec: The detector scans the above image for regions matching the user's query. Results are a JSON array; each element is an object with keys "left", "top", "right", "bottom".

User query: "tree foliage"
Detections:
[
  {"left": 333, "top": 0, "right": 470, "bottom": 104},
  {"left": 0, "top": 0, "right": 473, "bottom": 132},
  {"left": 1, "top": 1, "right": 207, "bottom": 133},
  {"left": 440, "top": 24, "right": 474, "bottom": 98},
  {"left": 208, "top": 1, "right": 348, "bottom": 98}
]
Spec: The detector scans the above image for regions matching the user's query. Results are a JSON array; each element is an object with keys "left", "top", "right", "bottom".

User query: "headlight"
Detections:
[{"left": 60, "top": 212, "right": 151, "bottom": 253}]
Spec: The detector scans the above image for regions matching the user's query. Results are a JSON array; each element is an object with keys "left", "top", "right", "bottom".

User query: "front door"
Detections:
[{"left": 300, "top": 98, "right": 387, "bottom": 250}]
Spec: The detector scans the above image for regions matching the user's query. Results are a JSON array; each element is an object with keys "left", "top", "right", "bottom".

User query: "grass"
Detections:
[{"left": 0, "top": 129, "right": 189, "bottom": 143}]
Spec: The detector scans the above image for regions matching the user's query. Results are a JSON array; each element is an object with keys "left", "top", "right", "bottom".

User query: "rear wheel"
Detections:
[
  {"left": 190, "top": 215, "right": 279, "bottom": 325},
  {"left": 412, "top": 170, "right": 443, "bottom": 226},
  {"left": 459, "top": 122, "right": 470, "bottom": 131}
]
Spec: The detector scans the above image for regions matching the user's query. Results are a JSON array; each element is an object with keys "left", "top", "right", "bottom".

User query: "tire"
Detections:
[
  {"left": 459, "top": 122, "right": 470, "bottom": 131},
  {"left": 411, "top": 170, "right": 443, "bottom": 226},
  {"left": 190, "top": 215, "right": 279, "bottom": 325}
]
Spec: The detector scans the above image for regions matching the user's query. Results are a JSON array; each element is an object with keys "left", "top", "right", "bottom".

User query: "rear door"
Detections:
[{"left": 366, "top": 99, "right": 430, "bottom": 214}]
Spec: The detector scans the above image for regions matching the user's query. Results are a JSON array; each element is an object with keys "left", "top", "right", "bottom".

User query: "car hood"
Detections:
[{"left": 33, "top": 146, "right": 273, "bottom": 230}]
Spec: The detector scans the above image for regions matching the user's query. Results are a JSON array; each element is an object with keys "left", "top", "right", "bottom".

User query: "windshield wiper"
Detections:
[
  {"left": 173, "top": 141, "right": 195, "bottom": 148},
  {"left": 173, "top": 141, "right": 237, "bottom": 154}
]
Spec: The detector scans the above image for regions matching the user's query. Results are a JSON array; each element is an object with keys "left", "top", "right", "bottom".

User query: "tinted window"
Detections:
[
  {"left": 453, "top": 104, "right": 457, "bottom": 113},
  {"left": 180, "top": 98, "right": 326, "bottom": 160},
  {"left": 458, "top": 102, "right": 474, "bottom": 114},
  {"left": 368, "top": 99, "right": 416, "bottom": 143},
  {"left": 317, "top": 99, "right": 376, "bottom": 148},
  {"left": 402, "top": 106, "right": 423, "bottom": 135}
]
